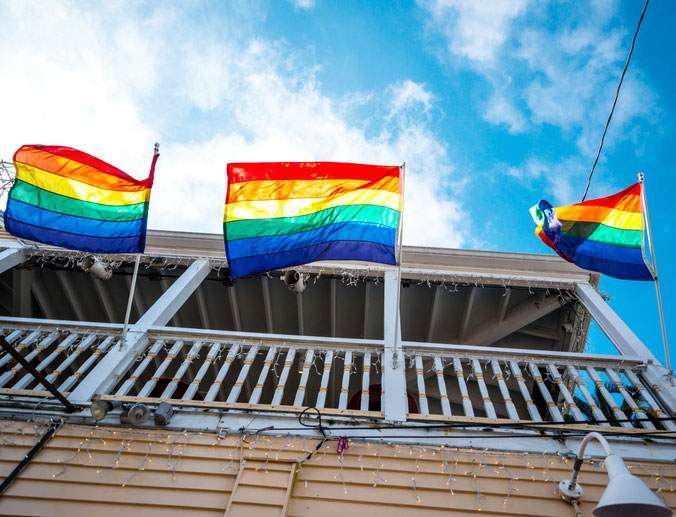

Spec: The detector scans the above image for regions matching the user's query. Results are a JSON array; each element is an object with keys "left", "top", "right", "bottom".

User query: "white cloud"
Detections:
[
  {"left": 419, "top": 0, "right": 658, "bottom": 197},
  {"left": 389, "top": 80, "right": 433, "bottom": 115},
  {"left": 419, "top": 0, "right": 527, "bottom": 66},
  {"left": 0, "top": 1, "right": 467, "bottom": 249},
  {"left": 289, "top": 0, "right": 316, "bottom": 9},
  {"left": 484, "top": 91, "right": 526, "bottom": 134}
]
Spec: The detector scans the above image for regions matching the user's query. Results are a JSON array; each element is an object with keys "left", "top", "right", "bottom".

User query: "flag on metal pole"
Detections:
[
  {"left": 4, "top": 144, "right": 156, "bottom": 254},
  {"left": 530, "top": 182, "right": 653, "bottom": 281},
  {"left": 223, "top": 161, "right": 401, "bottom": 278},
  {"left": 531, "top": 178, "right": 671, "bottom": 373}
]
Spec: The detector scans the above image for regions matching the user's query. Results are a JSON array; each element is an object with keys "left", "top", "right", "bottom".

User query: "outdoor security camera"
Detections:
[
  {"left": 282, "top": 270, "right": 306, "bottom": 294},
  {"left": 81, "top": 256, "right": 112, "bottom": 280}
]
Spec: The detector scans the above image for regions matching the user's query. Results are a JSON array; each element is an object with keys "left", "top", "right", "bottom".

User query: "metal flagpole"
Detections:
[
  {"left": 120, "top": 143, "right": 159, "bottom": 349},
  {"left": 120, "top": 254, "right": 141, "bottom": 350},
  {"left": 393, "top": 163, "right": 405, "bottom": 368},
  {"left": 638, "top": 173, "right": 671, "bottom": 377}
]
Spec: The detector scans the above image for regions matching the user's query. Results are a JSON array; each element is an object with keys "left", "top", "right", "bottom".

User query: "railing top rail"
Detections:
[
  {"left": 0, "top": 316, "right": 123, "bottom": 332},
  {"left": 0, "top": 318, "right": 384, "bottom": 351},
  {"left": 402, "top": 340, "right": 645, "bottom": 367},
  {"left": 0, "top": 317, "right": 646, "bottom": 366},
  {"left": 144, "top": 326, "right": 384, "bottom": 349}
]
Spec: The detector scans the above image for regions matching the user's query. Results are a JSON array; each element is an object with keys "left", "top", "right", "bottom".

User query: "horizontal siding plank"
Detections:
[
  {"left": 0, "top": 478, "right": 227, "bottom": 510},
  {"left": 0, "top": 497, "right": 224, "bottom": 517},
  {"left": 0, "top": 462, "right": 236, "bottom": 492},
  {"left": 287, "top": 494, "right": 595, "bottom": 517}
]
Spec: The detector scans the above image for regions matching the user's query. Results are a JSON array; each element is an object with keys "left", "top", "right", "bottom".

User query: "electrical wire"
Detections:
[{"left": 581, "top": 0, "right": 650, "bottom": 201}]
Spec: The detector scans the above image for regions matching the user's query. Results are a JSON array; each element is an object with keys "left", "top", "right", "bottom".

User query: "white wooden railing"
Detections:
[{"left": 1, "top": 321, "right": 674, "bottom": 430}]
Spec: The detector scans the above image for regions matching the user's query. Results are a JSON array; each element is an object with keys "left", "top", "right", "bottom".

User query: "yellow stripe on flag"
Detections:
[
  {"left": 224, "top": 189, "right": 400, "bottom": 222},
  {"left": 15, "top": 163, "right": 150, "bottom": 206},
  {"left": 555, "top": 205, "right": 643, "bottom": 231}
]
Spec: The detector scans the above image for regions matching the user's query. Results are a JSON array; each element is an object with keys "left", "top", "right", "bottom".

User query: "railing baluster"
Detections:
[
  {"left": 338, "top": 351, "right": 353, "bottom": 409},
  {"left": 490, "top": 360, "right": 518, "bottom": 420},
  {"left": 527, "top": 362, "right": 563, "bottom": 422},
  {"left": 315, "top": 350, "right": 333, "bottom": 409},
  {"left": 508, "top": 361, "right": 541, "bottom": 421},
  {"left": 293, "top": 349, "right": 315, "bottom": 407},
  {"left": 249, "top": 346, "right": 277, "bottom": 404},
  {"left": 205, "top": 344, "right": 240, "bottom": 402},
  {"left": 14, "top": 333, "right": 80, "bottom": 390},
  {"left": 567, "top": 365, "right": 606, "bottom": 423},
  {"left": 546, "top": 363, "right": 585, "bottom": 422},
  {"left": 586, "top": 367, "right": 633, "bottom": 428},
  {"left": 471, "top": 359, "right": 496, "bottom": 418},
  {"left": 360, "top": 351, "right": 371, "bottom": 411},
  {"left": 14, "top": 330, "right": 41, "bottom": 352},
  {"left": 623, "top": 368, "right": 676, "bottom": 431},
  {"left": 0, "top": 330, "right": 26, "bottom": 358},
  {"left": 226, "top": 345, "right": 259, "bottom": 403},
  {"left": 161, "top": 341, "right": 204, "bottom": 399},
  {"left": 36, "top": 334, "right": 98, "bottom": 390},
  {"left": 116, "top": 339, "right": 165, "bottom": 396},
  {"left": 605, "top": 367, "right": 655, "bottom": 430},
  {"left": 0, "top": 331, "right": 60, "bottom": 387},
  {"left": 183, "top": 342, "right": 220, "bottom": 401},
  {"left": 453, "top": 357, "right": 474, "bottom": 417},
  {"left": 414, "top": 355, "right": 429, "bottom": 415},
  {"left": 138, "top": 340, "right": 184, "bottom": 398},
  {"left": 272, "top": 348, "right": 296, "bottom": 406},
  {"left": 433, "top": 357, "right": 451, "bottom": 416},
  {"left": 58, "top": 336, "right": 115, "bottom": 392}
]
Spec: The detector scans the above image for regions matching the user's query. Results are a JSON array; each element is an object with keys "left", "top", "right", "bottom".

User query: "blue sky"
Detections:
[{"left": 0, "top": 0, "right": 673, "bottom": 364}]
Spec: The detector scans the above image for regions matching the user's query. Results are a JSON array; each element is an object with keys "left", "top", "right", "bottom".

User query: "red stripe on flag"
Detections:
[{"left": 227, "top": 162, "right": 400, "bottom": 184}]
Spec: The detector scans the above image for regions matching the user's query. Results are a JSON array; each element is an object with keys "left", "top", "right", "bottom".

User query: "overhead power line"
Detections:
[{"left": 581, "top": 0, "right": 650, "bottom": 201}]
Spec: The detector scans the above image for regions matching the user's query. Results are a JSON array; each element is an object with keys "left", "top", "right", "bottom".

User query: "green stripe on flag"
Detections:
[
  {"left": 560, "top": 220, "right": 642, "bottom": 248},
  {"left": 225, "top": 204, "right": 399, "bottom": 241},
  {"left": 9, "top": 179, "right": 147, "bottom": 222}
]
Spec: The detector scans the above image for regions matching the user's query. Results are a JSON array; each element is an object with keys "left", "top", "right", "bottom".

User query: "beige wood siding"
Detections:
[{"left": 0, "top": 421, "right": 673, "bottom": 516}]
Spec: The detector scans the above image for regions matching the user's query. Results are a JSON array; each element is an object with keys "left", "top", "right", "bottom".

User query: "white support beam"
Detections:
[
  {"left": 68, "top": 258, "right": 211, "bottom": 402},
  {"left": 55, "top": 271, "right": 87, "bottom": 321},
  {"left": 161, "top": 277, "right": 182, "bottom": 327},
  {"left": 575, "top": 282, "right": 676, "bottom": 413},
  {"left": 0, "top": 246, "right": 26, "bottom": 274},
  {"left": 91, "top": 277, "right": 118, "bottom": 323},
  {"left": 125, "top": 273, "right": 146, "bottom": 320},
  {"left": 382, "top": 269, "right": 407, "bottom": 422},
  {"left": 464, "top": 293, "right": 561, "bottom": 347},
  {"left": 457, "top": 287, "right": 476, "bottom": 343},
  {"left": 136, "top": 259, "right": 209, "bottom": 330},
  {"left": 575, "top": 282, "right": 655, "bottom": 359}
]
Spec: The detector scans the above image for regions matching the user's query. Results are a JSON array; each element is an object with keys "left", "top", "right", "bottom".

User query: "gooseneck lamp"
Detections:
[{"left": 559, "top": 432, "right": 672, "bottom": 516}]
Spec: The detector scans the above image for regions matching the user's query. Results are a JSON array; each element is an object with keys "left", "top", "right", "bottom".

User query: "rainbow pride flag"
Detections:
[
  {"left": 531, "top": 182, "right": 653, "bottom": 280},
  {"left": 4, "top": 145, "right": 157, "bottom": 254},
  {"left": 224, "top": 162, "right": 401, "bottom": 278}
]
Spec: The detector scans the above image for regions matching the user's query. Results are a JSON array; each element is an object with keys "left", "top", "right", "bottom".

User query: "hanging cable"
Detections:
[{"left": 581, "top": 0, "right": 650, "bottom": 201}]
